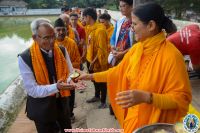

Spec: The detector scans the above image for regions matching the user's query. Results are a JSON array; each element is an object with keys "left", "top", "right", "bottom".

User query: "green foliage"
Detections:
[
  {"left": 105, "top": 0, "right": 119, "bottom": 10},
  {"left": 23, "top": 0, "right": 118, "bottom": 9},
  {"left": 24, "top": 0, "right": 62, "bottom": 8},
  {"left": 154, "top": 0, "right": 200, "bottom": 19}
]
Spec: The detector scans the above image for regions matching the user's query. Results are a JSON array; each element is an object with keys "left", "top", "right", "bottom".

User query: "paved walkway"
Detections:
[
  {"left": 190, "top": 79, "right": 200, "bottom": 111},
  {"left": 7, "top": 78, "right": 200, "bottom": 133},
  {"left": 7, "top": 79, "right": 100, "bottom": 133}
]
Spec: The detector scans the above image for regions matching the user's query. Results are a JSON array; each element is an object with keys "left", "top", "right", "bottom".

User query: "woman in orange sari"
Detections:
[{"left": 76, "top": 3, "right": 192, "bottom": 133}]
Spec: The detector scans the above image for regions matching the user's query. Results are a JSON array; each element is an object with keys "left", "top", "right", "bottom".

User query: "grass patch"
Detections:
[{"left": 0, "top": 16, "right": 58, "bottom": 40}]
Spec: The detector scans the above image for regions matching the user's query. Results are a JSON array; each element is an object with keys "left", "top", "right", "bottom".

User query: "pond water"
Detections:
[{"left": 0, "top": 16, "right": 58, "bottom": 93}]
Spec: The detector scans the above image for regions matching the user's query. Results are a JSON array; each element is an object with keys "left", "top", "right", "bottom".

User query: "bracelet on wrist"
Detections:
[{"left": 148, "top": 93, "right": 153, "bottom": 104}]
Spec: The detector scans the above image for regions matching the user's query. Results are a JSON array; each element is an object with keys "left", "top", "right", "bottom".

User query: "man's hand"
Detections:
[
  {"left": 89, "top": 62, "right": 94, "bottom": 71},
  {"left": 57, "top": 79, "right": 76, "bottom": 90},
  {"left": 112, "top": 51, "right": 124, "bottom": 60},
  {"left": 81, "top": 55, "right": 86, "bottom": 63},
  {"left": 75, "top": 81, "right": 87, "bottom": 90},
  {"left": 89, "top": 55, "right": 98, "bottom": 71}
]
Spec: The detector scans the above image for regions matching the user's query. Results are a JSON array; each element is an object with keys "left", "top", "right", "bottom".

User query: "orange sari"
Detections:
[{"left": 94, "top": 32, "right": 192, "bottom": 132}]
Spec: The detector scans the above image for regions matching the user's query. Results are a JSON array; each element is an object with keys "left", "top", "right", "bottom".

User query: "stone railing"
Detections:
[{"left": 0, "top": 76, "right": 26, "bottom": 133}]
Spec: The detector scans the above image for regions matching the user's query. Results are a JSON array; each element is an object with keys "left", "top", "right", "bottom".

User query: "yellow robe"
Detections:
[
  {"left": 77, "top": 20, "right": 85, "bottom": 29},
  {"left": 107, "top": 25, "right": 114, "bottom": 43},
  {"left": 67, "top": 25, "right": 76, "bottom": 41},
  {"left": 106, "top": 25, "right": 114, "bottom": 52},
  {"left": 85, "top": 22, "right": 109, "bottom": 72},
  {"left": 55, "top": 37, "right": 80, "bottom": 69},
  {"left": 94, "top": 32, "right": 192, "bottom": 132}
]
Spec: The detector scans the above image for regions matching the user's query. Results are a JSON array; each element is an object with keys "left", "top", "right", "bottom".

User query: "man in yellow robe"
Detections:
[
  {"left": 54, "top": 18, "right": 81, "bottom": 122},
  {"left": 83, "top": 7, "right": 109, "bottom": 108},
  {"left": 54, "top": 18, "right": 81, "bottom": 69},
  {"left": 60, "top": 13, "right": 76, "bottom": 41},
  {"left": 99, "top": 13, "right": 114, "bottom": 52}
]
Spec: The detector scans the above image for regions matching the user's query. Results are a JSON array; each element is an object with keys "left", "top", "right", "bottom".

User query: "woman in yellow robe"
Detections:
[{"left": 76, "top": 3, "right": 192, "bottom": 133}]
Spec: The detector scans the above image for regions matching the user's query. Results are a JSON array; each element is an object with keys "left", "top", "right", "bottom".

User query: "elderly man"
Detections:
[
  {"left": 54, "top": 18, "right": 81, "bottom": 122},
  {"left": 18, "top": 18, "right": 74, "bottom": 133},
  {"left": 60, "top": 13, "right": 76, "bottom": 42}
]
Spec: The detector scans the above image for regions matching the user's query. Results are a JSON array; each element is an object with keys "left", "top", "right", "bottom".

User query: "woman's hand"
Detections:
[
  {"left": 74, "top": 69, "right": 94, "bottom": 81},
  {"left": 115, "top": 90, "right": 152, "bottom": 109}
]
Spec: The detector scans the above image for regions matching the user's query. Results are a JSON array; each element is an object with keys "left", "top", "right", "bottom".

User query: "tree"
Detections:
[
  {"left": 24, "top": 0, "right": 62, "bottom": 8},
  {"left": 155, "top": 0, "right": 200, "bottom": 19}
]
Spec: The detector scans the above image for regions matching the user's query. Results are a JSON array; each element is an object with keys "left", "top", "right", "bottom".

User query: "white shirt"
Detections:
[{"left": 18, "top": 48, "right": 73, "bottom": 98}]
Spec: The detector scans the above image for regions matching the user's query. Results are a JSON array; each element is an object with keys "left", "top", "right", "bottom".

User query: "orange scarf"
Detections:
[
  {"left": 126, "top": 32, "right": 165, "bottom": 84},
  {"left": 30, "top": 41, "right": 70, "bottom": 97}
]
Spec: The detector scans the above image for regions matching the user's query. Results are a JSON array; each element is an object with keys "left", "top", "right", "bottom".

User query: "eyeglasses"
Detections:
[{"left": 37, "top": 34, "right": 55, "bottom": 41}]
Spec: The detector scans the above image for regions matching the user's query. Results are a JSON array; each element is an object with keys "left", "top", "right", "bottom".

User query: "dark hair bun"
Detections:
[
  {"left": 133, "top": 2, "right": 177, "bottom": 34},
  {"left": 162, "top": 16, "right": 177, "bottom": 34}
]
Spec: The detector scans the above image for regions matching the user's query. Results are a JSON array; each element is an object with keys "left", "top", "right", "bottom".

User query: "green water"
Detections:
[{"left": 0, "top": 16, "right": 58, "bottom": 94}]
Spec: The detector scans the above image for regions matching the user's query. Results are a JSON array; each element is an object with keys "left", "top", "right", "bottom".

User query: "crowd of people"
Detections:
[{"left": 18, "top": 0, "right": 200, "bottom": 133}]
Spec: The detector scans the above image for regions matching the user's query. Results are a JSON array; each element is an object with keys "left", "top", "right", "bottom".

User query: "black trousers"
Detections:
[
  {"left": 34, "top": 97, "right": 71, "bottom": 133},
  {"left": 94, "top": 82, "right": 107, "bottom": 103},
  {"left": 87, "top": 61, "right": 107, "bottom": 104},
  {"left": 69, "top": 90, "right": 75, "bottom": 117}
]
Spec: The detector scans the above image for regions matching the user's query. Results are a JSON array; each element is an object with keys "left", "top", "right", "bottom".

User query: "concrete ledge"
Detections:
[{"left": 0, "top": 76, "right": 26, "bottom": 133}]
